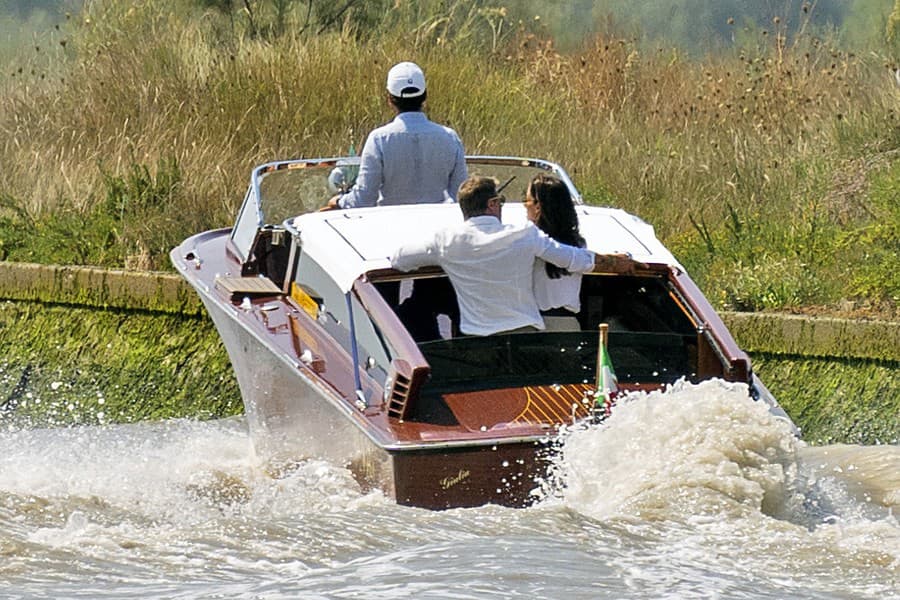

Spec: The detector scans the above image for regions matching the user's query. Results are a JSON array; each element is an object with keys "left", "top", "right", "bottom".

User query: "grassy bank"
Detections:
[
  {"left": 0, "top": 0, "right": 897, "bottom": 322},
  {"left": 753, "top": 354, "right": 899, "bottom": 445},
  {"left": 0, "top": 301, "right": 240, "bottom": 425}
]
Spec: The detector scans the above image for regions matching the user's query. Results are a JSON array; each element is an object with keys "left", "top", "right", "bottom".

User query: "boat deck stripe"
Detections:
[
  {"left": 442, "top": 383, "right": 595, "bottom": 431},
  {"left": 513, "top": 384, "right": 593, "bottom": 425}
]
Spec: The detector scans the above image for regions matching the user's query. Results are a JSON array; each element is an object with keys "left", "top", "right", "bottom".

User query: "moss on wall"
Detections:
[
  {"left": 724, "top": 312, "right": 900, "bottom": 362},
  {"left": 751, "top": 354, "right": 899, "bottom": 445},
  {"left": 0, "top": 301, "right": 240, "bottom": 426},
  {"left": 0, "top": 262, "right": 203, "bottom": 315}
]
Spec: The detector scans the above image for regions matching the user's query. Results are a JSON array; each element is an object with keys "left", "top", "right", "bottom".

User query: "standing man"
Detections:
[
  {"left": 392, "top": 176, "right": 636, "bottom": 336},
  {"left": 325, "top": 61, "right": 467, "bottom": 209}
]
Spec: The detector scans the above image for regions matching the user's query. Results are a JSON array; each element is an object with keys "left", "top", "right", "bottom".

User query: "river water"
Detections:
[{"left": 1, "top": 380, "right": 897, "bottom": 599}]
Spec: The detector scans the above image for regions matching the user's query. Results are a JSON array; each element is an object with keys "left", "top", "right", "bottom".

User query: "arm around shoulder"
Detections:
[
  {"left": 592, "top": 253, "right": 647, "bottom": 275},
  {"left": 391, "top": 237, "right": 440, "bottom": 272},
  {"left": 534, "top": 227, "right": 595, "bottom": 273}
]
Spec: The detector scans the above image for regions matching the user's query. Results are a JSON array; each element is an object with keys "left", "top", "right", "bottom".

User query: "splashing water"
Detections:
[
  {"left": 0, "top": 381, "right": 896, "bottom": 599},
  {"left": 549, "top": 379, "right": 899, "bottom": 598},
  {"left": 554, "top": 379, "right": 801, "bottom": 520}
]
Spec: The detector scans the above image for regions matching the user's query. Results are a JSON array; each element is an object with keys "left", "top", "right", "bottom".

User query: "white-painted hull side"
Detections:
[{"left": 198, "top": 295, "right": 394, "bottom": 489}]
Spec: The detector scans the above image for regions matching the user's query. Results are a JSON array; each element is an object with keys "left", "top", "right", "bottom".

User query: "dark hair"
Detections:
[
  {"left": 529, "top": 174, "right": 585, "bottom": 278},
  {"left": 457, "top": 176, "right": 498, "bottom": 219},
  {"left": 388, "top": 90, "right": 426, "bottom": 112}
]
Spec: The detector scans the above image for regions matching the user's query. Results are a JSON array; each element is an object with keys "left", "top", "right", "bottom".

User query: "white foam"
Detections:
[
  {"left": 547, "top": 378, "right": 900, "bottom": 595},
  {"left": 0, "top": 417, "right": 377, "bottom": 527},
  {"left": 554, "top": 379, "right": 800, "bottom": 521}
]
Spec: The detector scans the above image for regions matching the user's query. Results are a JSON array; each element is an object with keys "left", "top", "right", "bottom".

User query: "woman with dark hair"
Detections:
[{"left": 525, "top": 174, "right": 586, "bottom": 331}]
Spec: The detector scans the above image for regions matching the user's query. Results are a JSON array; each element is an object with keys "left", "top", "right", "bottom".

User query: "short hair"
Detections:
[
  {"left": 389, "top": 91, "right": 427, "bottom": 113},
  {"left": 457, "top": 176, "right": 498, "bottom": 219}
]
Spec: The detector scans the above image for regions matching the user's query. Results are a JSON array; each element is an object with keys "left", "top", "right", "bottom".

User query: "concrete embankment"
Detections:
[
  {"left": 0, "top": 263, "right": 239, "bottom": 426},
  {"left": 0, "top": 262, "right": 897, "bottom": 444},
  {"left": 723, "top": 313, "right": 899, "bottom": 445}
]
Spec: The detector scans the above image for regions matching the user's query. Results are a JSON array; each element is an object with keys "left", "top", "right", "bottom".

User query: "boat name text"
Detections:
[{"left": 440, "top": 469, "right": 470, "bottom": 489}]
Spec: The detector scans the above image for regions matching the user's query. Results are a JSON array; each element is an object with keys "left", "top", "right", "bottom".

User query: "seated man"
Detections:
[{"left": 391, "top": 176, "right": 635, "bottom": 336}]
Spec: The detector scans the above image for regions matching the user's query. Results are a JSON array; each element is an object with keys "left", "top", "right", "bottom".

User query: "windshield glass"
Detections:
[
  {"left": 244, "top": 157, "right": 580, "bottom": 232},
  {"left": 463, "top": 158, "right": 581, "bottom": 204}
]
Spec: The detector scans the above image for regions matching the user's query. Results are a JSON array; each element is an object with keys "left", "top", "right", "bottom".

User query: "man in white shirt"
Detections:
[
  {"left": 391, "top": 177, "right": 634, "bottom": 336},
  {"left": 325, "top": 61, "right": 467, "bottom": 209}
]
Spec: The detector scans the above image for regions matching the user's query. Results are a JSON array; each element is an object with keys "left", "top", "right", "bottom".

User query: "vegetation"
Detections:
[
  {"left": 0, "top": 0, "right": 897, "bottom": 318},
  {"left": 0, "top": 302, "right": 241, "bottom": 426}
]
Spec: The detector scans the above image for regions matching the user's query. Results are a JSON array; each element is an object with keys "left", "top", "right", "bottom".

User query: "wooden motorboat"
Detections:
[{"left": 170, "top": 156, "right": 796, "bottom": 509}]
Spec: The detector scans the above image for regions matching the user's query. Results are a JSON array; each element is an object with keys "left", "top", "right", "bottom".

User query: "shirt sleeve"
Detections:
[
  {"left": 339, "top": 132, "right": 382, "bottom": 209},
  {"left": 391, "top": 235, "right": 440, "bottom": 272},
  {"left": 446, "top": 132, "right": 467, "bottom": 202},
  {"left": 532, "top": 227, "right": 595, "bottom": 273}
]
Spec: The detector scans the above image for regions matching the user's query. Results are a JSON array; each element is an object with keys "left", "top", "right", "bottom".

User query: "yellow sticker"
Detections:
[{"left": 291, "top": 282, "right": 319, "bottom": 319}]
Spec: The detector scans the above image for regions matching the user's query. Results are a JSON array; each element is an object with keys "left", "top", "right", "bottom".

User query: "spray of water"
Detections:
[
  {"left": 553, "top": 379, "right": 801, "bottom": 520},
  {"left": 546, "top": 378, "right": 900, "bottom": 596}
]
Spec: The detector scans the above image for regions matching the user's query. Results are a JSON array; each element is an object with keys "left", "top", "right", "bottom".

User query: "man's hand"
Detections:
[
  {"left": 593, "top": 253, "right": 648, "bottom": 275},
  {"left": 319, "top": 195, "right": 342, "bottom": 212}
]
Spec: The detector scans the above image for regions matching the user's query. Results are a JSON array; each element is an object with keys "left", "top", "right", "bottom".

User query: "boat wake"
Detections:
[
  {"left": 0, "top": 381, "right": 897, "bottom": 598},
  {"left": 548, "top": 379, "right": 802, "bottom": 521},
  {"left": 545, "top": 378, "right": 899, "bottom": 597},
  {"left": 0, "top": 417, "right": 381, "bottom": 526}
]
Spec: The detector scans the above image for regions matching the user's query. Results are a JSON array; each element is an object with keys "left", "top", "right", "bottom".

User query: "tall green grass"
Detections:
[{"left": 0, "top": 0, "right": 896, "bottom": 317}]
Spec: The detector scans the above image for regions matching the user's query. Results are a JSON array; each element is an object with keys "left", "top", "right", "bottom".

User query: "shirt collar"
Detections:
[
  {"left": 394, "top": 111, "right": 428, "bottom": 124},
  {"left": 467, "top": 215, "right": 503, "bottom": 227}
]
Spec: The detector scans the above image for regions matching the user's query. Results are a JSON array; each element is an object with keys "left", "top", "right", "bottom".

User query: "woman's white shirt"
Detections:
[{"left": 533, "top": 259, "right": 582, "bottom": 313}]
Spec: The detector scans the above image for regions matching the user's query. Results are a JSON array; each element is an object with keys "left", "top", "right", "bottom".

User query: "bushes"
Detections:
[
  {"left": 0, "top": 0, "right": 896, "bottom": 317},
  {"left": 0, "top": 157, "right": 182, "bottom": 268},
  {"left": 839, "top": 160, "right": 900, "bottom": 308}
]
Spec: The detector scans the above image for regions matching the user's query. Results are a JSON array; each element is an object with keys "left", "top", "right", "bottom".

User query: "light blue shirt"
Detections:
[
  {"left": 392, "top": 216, "right": 595, "bottom": 336},
  {"left": 338, "top": 112, "right": 467, "bottom": 208}
]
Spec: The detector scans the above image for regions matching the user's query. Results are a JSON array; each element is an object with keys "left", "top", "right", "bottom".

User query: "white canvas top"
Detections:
[{"left": 290, "top": 203, "right": 680, "bottom": 292}]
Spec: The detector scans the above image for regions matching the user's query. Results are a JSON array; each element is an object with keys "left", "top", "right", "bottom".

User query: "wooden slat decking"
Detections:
[{"left": 442, "top": 383, "right": 595, "bottom": 431}]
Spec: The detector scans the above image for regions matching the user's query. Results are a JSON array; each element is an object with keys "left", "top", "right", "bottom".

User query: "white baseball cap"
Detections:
[{"left": 386, "top": 61, "right": 426, "bottom": 98}]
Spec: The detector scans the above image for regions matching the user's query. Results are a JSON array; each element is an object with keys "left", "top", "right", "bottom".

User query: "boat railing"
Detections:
[
  {"left": 668, "top": 270, "right": 750, "bottom": 382},
  {"left": 353, "top": 277, "right": 431, "bottom": 420}
]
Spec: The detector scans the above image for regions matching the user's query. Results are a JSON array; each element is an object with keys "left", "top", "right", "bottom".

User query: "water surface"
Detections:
[{"left": 1, "top": 380, "right": 897, "bottom": 599}]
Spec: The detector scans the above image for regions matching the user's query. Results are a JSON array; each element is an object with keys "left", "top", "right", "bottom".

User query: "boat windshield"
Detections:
[
  {"left": 230, "top": 156, "right": 581, "bottom": 266},
  {"left": 418, "top": 330, "right": 697, "bottom": 393},
  {"left": 246, "top": 157, "right": 580, "bottom": 232}
]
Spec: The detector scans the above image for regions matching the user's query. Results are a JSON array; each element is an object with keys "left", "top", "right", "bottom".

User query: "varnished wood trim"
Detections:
[{"left": 670, "top": 268, "right": 750, "bottom": 381}]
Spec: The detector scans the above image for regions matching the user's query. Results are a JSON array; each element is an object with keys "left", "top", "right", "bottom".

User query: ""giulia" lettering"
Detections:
[{"left": 439, "top": 469, "right": 470, "bottom": 489}]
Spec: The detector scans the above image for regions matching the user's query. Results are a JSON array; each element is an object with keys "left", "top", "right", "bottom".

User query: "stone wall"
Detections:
[{"left": 0, "top": 262, "right": 896, "bottom": 443}]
